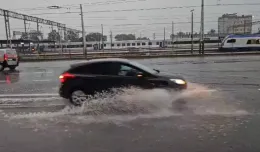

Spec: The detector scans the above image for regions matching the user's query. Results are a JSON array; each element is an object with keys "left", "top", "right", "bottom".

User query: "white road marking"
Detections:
[
  {"left": 258, "top": 89, "right": 260, "bottom": 91},
  {"left": 204, "top": 89, "right": 217, "bottom": 92},
  {"left": 0, "top": 93, "right": 59, "bottom": 98},
  {"left": 32, "top": 79, "right": 52, "bottom": 82},
  {"left": 0, "top": 104, "right": 64, "bottom": 109},
  {"left": 0, "top": 104, "right": 21, "bottom": 106},
  {"left": 188, "top": 89, "right": 217, "bottom": 92},
  {"left": 32, "top": 72, "right": 53, "bottom": 74}
]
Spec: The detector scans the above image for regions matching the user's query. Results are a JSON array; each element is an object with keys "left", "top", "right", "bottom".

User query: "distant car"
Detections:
[
  {"left": 0, "top": 48, "right": 19, "bottom": 71},
  {"left": 59, "top": 58, "right": 187, "bottom": 106}
]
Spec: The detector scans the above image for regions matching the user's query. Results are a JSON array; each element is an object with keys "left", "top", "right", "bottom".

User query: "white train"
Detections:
[
  {"left": 44, "top": 38, "right": 220, "bottom": 52},
  {"left": 17, "top": 37, "right": 221, "bottom": 52},
  {"left": 219, "top": 34, "right": 260, "bottom": 51}
]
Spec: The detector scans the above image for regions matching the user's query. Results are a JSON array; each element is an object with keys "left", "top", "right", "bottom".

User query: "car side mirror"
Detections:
[{"left": 154, "top": 69, "right": 160, "bottom": 73}]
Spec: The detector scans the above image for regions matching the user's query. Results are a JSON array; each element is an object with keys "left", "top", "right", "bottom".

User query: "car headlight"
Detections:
[{"left": 170, "top": 79, "right": 186, "bottom": 85}]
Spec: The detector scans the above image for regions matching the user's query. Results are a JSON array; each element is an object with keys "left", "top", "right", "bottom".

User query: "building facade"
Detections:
[{"left": 218, "top": 13, "right": 253, "bottom": 36}]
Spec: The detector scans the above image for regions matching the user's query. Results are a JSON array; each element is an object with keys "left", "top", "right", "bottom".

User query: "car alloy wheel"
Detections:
[{"left": 70, "top": 90, "right": 87, "bottom": 106}]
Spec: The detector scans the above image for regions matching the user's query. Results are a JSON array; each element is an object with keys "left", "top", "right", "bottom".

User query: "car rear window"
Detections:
[
  {"left": 6, "top": 50, "right": 17, "bottom": 55},
  {"left": 69, "top": 65, "right": 88, "bottom": 74},
  {"left": 69, "top": 62, "right": 120, "bottom": 75}
]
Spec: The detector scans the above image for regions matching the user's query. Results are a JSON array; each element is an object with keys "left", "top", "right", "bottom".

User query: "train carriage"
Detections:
[{"left": 219, "top": 34, "right": 260, "bottom": 51}]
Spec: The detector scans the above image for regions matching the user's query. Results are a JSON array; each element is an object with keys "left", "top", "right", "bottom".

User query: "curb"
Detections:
[{"left": 19, "top": 52, "right": 260, "bottom": 62}]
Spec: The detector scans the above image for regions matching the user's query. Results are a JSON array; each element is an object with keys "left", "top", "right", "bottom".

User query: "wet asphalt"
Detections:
[{"left": 0, "top": 56, "right": 260, "bottom": 152}]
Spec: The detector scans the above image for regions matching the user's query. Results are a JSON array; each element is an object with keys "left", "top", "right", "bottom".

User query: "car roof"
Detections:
[{"left": 70, "top": 58, "right": 130, "bottom": 68}]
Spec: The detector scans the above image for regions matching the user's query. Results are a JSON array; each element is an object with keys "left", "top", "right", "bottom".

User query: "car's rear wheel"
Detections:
[
  {"left": 0, "top": 64, "right": 4, "bottom": 72},
  {"left": 69, "top": 90, "right": 87, "bottom": 106},
  {"left": 9, "top": 66, "right": 16, "bottom": 70}
]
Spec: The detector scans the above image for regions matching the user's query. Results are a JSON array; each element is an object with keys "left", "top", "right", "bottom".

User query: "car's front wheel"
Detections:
[{"left": 69, "top": 90, "right": 87, "bottom": 106}]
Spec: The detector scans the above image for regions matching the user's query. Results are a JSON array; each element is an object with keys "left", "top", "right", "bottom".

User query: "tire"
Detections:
[
  {"left": 69, "top": 90, "right": 87, "bottom": 106},
  {"left": 0, "top": 64, "right": 4, "bottom": 72},
  {"left": 9, "top": 66, "right": 17, "bottom": 70}
]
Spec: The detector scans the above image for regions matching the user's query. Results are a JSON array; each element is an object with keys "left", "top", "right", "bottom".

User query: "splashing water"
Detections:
[{"left": 5, "top": 83, "right": 248, "bottom": 122}]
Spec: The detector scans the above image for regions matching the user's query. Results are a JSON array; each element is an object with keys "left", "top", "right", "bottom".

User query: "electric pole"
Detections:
[
  {"left": 4, "top": 10, "right": 11, "bottom": 48},
  {"left": 172, "top": 21, "right": 174, "bottom": 51},
  {"left": 110, "top": 30, "right": 113, "bottom": 51},
  {"left": 80, "top": 4, "right": 87, "bottom": 58},
  {"left": 37, "top": 19, "right": 39, "bottom": 33},
  {"left": 191, "top": 9, "right": 194, "bottom": 54},
  {"left": 101, "top": 24, "right": 104, "bottom": 51},
  {"left": 244, "top": 20, "right": 246, "bottom": 34},
  {"left": 200, "top": 0, "right": 205, "bottom": 55},
  {"left": 24, "top": 18, "right": 27, "bottom": 36},
  {"left": 163, "top": 27, "right": 166, "bottom": 48}
]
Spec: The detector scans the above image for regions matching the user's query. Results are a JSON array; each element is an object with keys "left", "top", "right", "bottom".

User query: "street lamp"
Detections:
[{"left": 191, "top": 9, "right": 194, "bottom": 54}]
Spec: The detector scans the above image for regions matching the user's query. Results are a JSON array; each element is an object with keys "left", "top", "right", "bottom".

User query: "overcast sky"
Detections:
[{"left": 0, "top": 0, "right": 260, "bottom": 40}]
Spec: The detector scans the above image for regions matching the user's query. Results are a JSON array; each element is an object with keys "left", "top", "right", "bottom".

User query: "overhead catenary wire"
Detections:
[
  {"left": 4, "top": 1, "right": 260, "bottom": 40},
  {"left": 29, "top": 3, "right": 260, "bottom": 16},
  {"left": 9, "top": 0, "right": 150, "bottom": 12}
]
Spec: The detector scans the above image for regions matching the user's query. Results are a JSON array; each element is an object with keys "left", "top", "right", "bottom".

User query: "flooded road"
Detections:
[{"left": 0, "top": 56, "right": 260, "bottom": 152}]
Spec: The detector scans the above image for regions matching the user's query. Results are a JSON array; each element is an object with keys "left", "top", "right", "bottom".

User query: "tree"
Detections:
[
  {"left": 115, "top": 34, "right": 136, "bottom": 41},
  {"left": 170, "top": 34, "right": 174, "bottom": 39},
  {"left": 177, "top": 31, "right": 185, "bottom": 36},
  {"left": 20, "top": 33, "right": 29, "bottom": 40},
  {"left": 137, "top": 37, "right": 149, "bottom": 40},
  {"left": 67, "top": 30, "right": 80, "bottom": 42},
  {"left": 48, "top": 30, "right": 60, "bottom": 41},
  {"left": 79, "top": 32, "right": 107, "bottom": 42},
  {"left": 20, "top": 30, "right": 43, "bottom": 41},
  {"left": 208, "top": 29, "right": 216, "bottom": 35}
]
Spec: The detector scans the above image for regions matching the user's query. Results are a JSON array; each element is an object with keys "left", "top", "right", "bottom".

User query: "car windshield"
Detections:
[{"left": 129, "top": 61, "right": 158, "bottom": 74}]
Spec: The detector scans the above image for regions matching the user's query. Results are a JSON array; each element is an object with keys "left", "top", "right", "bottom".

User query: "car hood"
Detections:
[{"left": 156, "top": 72, "right": 185, "bottom": 80}]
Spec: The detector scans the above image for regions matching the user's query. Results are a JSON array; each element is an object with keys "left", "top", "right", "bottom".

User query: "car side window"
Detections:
[
  {"left": 70, "top": 63, "right": 109, "bottom": 75},
  {"left": 118, "top": 64, "right": 143, "bottom": 77},
  {"left": 88, "top": 63, "right": 116, "bottom": 75},
  {"left": 70, "top": 62, "right": 145, "bottom": 77}
]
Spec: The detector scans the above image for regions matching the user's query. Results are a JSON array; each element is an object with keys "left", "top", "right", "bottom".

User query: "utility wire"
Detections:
[
  {"left": 29, "top": 3, "right": 260, "bottom": 16},
  {"left": 10, "top": 0, "right": 149, "bottom": 11}
]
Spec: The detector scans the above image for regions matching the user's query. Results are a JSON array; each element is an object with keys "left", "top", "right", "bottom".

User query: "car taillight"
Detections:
[
  {"left": 4, "top": 54, "right": 8, "bottom": 60},
  {"left": 59, "top": 72, "right": 75, "bottom": 83}
]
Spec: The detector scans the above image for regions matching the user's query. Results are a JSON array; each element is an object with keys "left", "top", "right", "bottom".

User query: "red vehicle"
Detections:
[{"left": 0, "top": 49, "right": 19, "bottom": 71}]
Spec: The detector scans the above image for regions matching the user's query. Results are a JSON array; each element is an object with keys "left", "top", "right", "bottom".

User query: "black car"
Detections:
[{"left": 59, "top": 58, "right": 187, "bottom": 106}]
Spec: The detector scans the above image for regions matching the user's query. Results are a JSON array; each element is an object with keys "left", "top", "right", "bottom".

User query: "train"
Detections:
[
  {"left": 219, "top": 34, "right": 260, "bottom": 51},
  {"left": 31, "top": 37, "right": 221, "bottom": 52},
  {"left": 15, "top": 34, "right": 260, "bottom": 53}
]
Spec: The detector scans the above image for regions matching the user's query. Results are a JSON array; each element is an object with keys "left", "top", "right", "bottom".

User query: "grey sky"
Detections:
[{"left": 0, "top": 0, "right": 260, "bottom": 40}]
